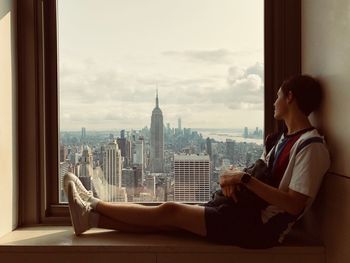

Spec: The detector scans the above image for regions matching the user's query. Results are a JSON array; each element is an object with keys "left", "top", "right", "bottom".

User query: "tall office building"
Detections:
[
  {"left": 174, "top": 154, "right": 210, "bottom": 202},
  {"left": 150, "top": 90, "right": 164, "bottom": 172},
  {"left": 133, "top": 137, "right": 144, "bottom": 166},
  {"left": 79, "top": 145, "right": 93, "bottom": 177},
  {"left": 120, "top": 129, "right": 125, "bottom": 139},
  {"left": 121, "top": 168, "right": 136, "bottom": 198},
  {"left": 81, "top": 127, "right": 86, "bottom": 138},
  {"left": 244, "top": 126, "right": 249, "bottom": 138},
  {"left": 178, "top": 117, "right": 181, "bottom": 130},
  {"left": 132, "top": 165, "right": 143, "bottom": 197},
  {"left": 79, "top": 145, "right": 93, "bottom": 193},
  {"left": 144, "top": 174, "right": 156, "bottom": 197},
  {"left": 117, "top": 137, "right": 127, "bottom": 158},
  {"left": 226, "top": 139, "right": 236, "bottom": 163},
  {"left": 206, "top": 137, "right": 212, "bottom": 158},
  {"left": 59, "top": 144, "right": 68, "bottom": 162},
  {"left": 59, "top": 161, "right": 70, "bottom": 202},
  {"left": 117, "top": 129, "right": 127, "bottom": 157},
  {"left": 103, "top": 140, "right": 122, "bottom": 202},
  {"left": 117, "top": 130, "right": 132, "bottom": 168},
  {"left": 133, "top": 137, "right": 144, "bottom": 180}
]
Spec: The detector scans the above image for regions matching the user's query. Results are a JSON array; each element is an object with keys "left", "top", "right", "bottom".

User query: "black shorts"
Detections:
[{"left": 198, "top": 200, "right": 281, "bottom": 249}]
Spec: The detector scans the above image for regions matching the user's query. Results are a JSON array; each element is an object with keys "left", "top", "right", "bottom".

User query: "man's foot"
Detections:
[
  {"left": 63, "top": 172, "right": 93, "bottom": 202},
  {"left": 67, "top": 181, "right": 93, "bottom": 236}
]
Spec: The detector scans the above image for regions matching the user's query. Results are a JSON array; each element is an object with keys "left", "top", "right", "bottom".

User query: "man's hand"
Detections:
[
  {"left": 219, "top": 170, "right": 244, "bottom": 187},
  {"left": 221, "top": 184, "right": 239, "bottom": 203},
  {"left": 219, "top": 167, "right": 245, "bottom": 202}
]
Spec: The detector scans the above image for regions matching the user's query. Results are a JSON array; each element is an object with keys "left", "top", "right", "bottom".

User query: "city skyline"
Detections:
[
  {"left": 60, "top": 125, "right": 264, "bottom": 133},
  {"left": 59, "top": 92, "right": 264, "bottom": 203}
]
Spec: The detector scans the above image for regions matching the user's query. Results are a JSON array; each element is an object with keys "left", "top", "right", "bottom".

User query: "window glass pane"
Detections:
[{"left": 58, "top": 0, "right": 264, "bottom": 203}]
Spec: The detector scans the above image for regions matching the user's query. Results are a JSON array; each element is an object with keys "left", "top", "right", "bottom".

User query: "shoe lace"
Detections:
[
  {"left": 79, "top": 189, "right": 93, "bottom": 201},
  {"left": 74, "top": 190, "right": 92, "bottom": 213}
]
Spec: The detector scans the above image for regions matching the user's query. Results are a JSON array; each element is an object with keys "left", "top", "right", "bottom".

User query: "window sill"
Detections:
[{"left": 0, "top": 226, "right": 324, "bottom": 262}]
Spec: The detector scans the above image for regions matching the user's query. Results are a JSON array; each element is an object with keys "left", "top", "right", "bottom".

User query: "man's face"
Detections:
[{"left": 273, "top": 88, "right": 289, "bottom": 120}]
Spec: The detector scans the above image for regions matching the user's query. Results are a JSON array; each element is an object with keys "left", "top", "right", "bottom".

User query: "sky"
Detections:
[{"left": 58, "top": 0, "right": 264, "bottom": 131}]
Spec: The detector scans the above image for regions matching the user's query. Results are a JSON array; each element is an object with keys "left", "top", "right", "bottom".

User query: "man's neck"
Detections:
[{"left": 284, "top": 112, "right": 313, "bottom": 135}]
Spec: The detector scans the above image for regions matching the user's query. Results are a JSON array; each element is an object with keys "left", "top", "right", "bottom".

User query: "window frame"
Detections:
[{"left": 17, "top": 0, "right": 301, "bottom": 225}]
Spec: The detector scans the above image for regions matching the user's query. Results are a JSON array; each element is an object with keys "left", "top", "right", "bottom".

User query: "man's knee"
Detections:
[{"left": 158, "top": 201, "right": 181, "bottom": 217}]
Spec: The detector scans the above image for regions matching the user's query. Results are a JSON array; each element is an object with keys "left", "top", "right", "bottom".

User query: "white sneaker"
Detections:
[
  {"left": 67, "top": 181, "right": 92, "bottom": 236},
  {"left": 63, "top": 172, "right": 93, "bottom": 202}
]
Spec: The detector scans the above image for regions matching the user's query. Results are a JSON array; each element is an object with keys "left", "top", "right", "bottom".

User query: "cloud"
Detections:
[
  {"left": 59, "top": 56, "right": 264, "bottom": 130},
  {"left": 246, "top": 62, "right": 264, "bottom": 81},
  {"left": 162, "top": 49, "right": 261, "bottom": 65},
  {"left": 204, "top": 64, "right": 264, "bottom": 110},
  {"left": 162, "top": 49, "right": 233, "bottom": 64}
]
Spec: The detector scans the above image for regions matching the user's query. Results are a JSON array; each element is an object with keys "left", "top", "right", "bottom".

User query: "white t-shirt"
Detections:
[{"left": 260, "top": 128, "right": 330, "bottom": 243}]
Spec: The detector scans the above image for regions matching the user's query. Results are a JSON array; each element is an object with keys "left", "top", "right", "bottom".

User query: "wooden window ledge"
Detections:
[{"left": 0, "top": 226, "right": 325, "bottom": 263}]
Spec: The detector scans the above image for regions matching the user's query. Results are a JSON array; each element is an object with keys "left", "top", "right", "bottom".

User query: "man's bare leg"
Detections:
[
  {"left": 95, "top": 201, "right": 207, "bottom": 237},
  {"left": 98, "top": 214, "right": 181, "bottom": 233},
  {"left": 67, "top": 182, "right": 185, "bottom": 236}
]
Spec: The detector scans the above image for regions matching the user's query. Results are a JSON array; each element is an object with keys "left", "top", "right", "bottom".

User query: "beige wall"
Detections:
[
  {"left": 302, "top": 0, "right": 350, "bottom": 262},
  {"left": 0, "top": 0, "right": 17, "bottom": 238}
]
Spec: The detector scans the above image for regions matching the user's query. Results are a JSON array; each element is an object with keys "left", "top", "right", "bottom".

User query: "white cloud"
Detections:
[
  {"left": 59, "top": 57, "right": 264, "bottom": 130},
  {"left": 162, "top": 49, "right": 262, "bottom": 65},
  {"left": 57, "top": 0, "right": 264, "bottom": 130}
]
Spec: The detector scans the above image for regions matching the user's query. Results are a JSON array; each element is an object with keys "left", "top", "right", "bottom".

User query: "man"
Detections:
[{"left": 64, "top": 74, "right": 330, "bottom": 248}]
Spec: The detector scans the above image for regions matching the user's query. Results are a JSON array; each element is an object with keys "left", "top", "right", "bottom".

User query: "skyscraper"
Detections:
[
  {"left": 79, "top": 145, "right": 94, "bottom": 196},
  {"left": 59, "top": 144, "right": 68, "bottom": 162},
  {"left": 150, "top": 90, "right": 164, "bottom": 173},
  {"left": 174, "top": 154, "right": 210, "bottom": 202},
  {"left": 206, "top": 137, "right": 212, "bottom": 158},
  {"left": 120, "top": 129, "right": 125, "bottom": 139},
  {"left": 59, "top": 161, "right": 70, "bottom": 202},
  {"left": 81, "top": 127, "right": 86, "bottom": 139},
  {"left": 103, "top": 140, "right": 122, "bottom": 201},
  {"left": 80, "top": 145, "right": 93, "bottom": 178},
  {"left": 244, "top": 126, "right": 249, "bottom": 138},
  {"left": 133, "top": 137, "right": 144, "bottom": 166},
  {"left": 133, "top": 136, "right": 145, "bottom": 184},
  {"left": 226, "top": 139, "right": 236, "bottom": 163}
]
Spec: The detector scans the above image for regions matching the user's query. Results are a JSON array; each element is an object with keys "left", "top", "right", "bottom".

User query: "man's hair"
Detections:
[{"left": 280, "top": 74, "right": 323, "bottom": 116}]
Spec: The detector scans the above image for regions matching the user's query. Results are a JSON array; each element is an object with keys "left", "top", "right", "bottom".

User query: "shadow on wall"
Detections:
[
  {"left": 299, "top": 78, "right": 329, "bottom": 241},
  {"left": 309, "top": 77, "right": 327, "bottom": 136},
  {"left": 309, "top": 75, "right": 348, "bottom": 175}
]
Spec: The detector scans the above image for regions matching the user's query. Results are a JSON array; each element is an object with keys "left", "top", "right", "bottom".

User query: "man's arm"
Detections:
[
  {"left": 244, "top": 175, "right": 310, "bottom": 216},
  {"left": 220, "top": 172, "right": 309, "bottom": 216}
]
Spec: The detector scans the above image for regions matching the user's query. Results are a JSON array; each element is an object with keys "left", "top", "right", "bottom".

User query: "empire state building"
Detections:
[{"left": 150, "top": 90, "right": 164, "bottom": 173}]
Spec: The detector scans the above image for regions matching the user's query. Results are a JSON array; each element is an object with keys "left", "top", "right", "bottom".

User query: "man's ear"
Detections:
[{"left": 286, "top": 90, "right": 294, "bottom": 104}]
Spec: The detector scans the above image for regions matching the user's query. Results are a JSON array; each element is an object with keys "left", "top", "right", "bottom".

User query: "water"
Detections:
[{"left": 197, "top": 130, "right": 263, "bottom": 145}]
